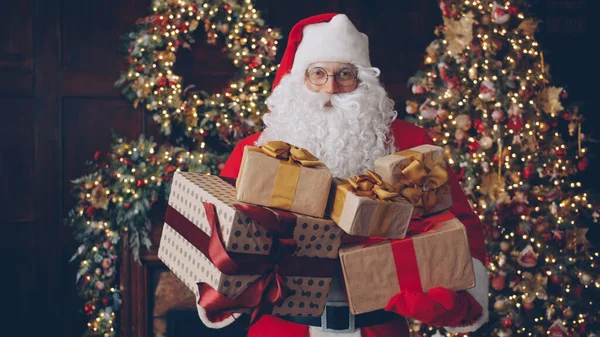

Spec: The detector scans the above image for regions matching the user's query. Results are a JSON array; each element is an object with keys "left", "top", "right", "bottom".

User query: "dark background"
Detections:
[{"left": 1, "top": 0, "right": 593, "bottom": 336}]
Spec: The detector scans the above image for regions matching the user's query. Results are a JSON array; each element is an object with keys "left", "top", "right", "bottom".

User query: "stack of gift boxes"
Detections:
[{"left": 157, "top": 141, "right": 476, "bottom": 322}]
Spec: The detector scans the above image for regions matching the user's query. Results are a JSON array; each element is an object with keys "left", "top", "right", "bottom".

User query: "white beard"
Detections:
[{"left": 257, "top": 68, "right": 398, "bottom": 178}]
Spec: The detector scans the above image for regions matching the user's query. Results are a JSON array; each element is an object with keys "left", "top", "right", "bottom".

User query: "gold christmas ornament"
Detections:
[
  {"left": 579, "top": 272, "right": 593, "bottom": 286},
  {"left": 405, "top": 100, "right": 419, "bottom": 115},
  {"left": 563, "top": 307, "right": 574, "bottom": 318},
  {"left": 480, "top": 136, "right": 493, "bottom": 149},
  {"left": 518, "top": 19, "right": 539, "bottom": 37},
  {"left": 481, "top": 14, "right": 491, "bottom": 25},
  {"left": 455, "top": 114, "right": 472, "bottom": 130},
  {"left": 468, "top": 66, "right": 478, "bottom": 80},
  {"left": 515, "top": 272, "right": 548, "bottom": 303},
  {"left": 494, "top": 298, "right": 509, "bottom": 312},
  {"left": 480, "top": 172, "right": 506, "bottom": 202},
  {"left": 91, "top": 186, "right": 110, "bottom": 210},
  {"left": 538, "top": 86, "right": 565, "bottom": 116},
  {"left": 443, "top": 12, "right": 475, "bottom": 55}
]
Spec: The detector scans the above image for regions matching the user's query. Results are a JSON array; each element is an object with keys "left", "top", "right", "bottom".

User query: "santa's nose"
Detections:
[{"left": 322, "top": 78, "right": 340, "bottom": 94}]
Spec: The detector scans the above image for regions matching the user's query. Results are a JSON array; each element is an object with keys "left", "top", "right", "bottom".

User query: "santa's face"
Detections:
[
  {"left": 257, "top": 63, "right": 397, "bottom": 178},
  {"left": 304, "top": 62, "right": 359, "bottom": 97}
]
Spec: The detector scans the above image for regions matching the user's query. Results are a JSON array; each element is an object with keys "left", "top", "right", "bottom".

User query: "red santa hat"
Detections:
[{"left": 272, "top": 13, "right": 372, "bottom": 91}]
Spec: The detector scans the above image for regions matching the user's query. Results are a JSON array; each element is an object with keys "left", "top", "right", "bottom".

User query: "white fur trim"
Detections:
[
  {"left": 291, "top": 14, "right": 371, "bottom": 76},
  {"left": 445, "top": 258, "right": 489, "bottom": 333},
  {"left": 195, "top": 295, "right": 241, "bottom": 329},
  {"left": 308, "top": 326, "right": 362, "bottom": 337}
]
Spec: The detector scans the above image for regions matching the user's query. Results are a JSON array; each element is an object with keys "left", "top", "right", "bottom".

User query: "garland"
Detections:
[{"left": 65, "top": 1, "right": 280, "bottom": 336}]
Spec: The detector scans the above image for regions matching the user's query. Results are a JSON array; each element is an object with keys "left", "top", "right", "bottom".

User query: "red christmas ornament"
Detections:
[
  {"left": 578, "top": 157, "right": 589, "bottom": 171},
  {"left": 456, "top": 167, "right": 466, "bottom": 180},
  {"left": 562, "top": 112, "right": 570, "bottom": 120},
  {"left": 561, "top": 90, "right": 568, "bottom": 99},
  {"left": 473, "top": 119, "right": 486, "bottom": 133},
  {"left": 523, "top": 301, "right": 534, "bottom": 311},
  {"left": 523, "top": 163, "right": 535, "bottom": 179},
  {"left": 448, "top": 75, "right": 459, "bottom": 88},
  {"left": 85, "top": 206, "right": 96, "bottom": 218},
  {"left": 412, "top": 84, "right": 426, "bottom": 95},
  {"left": 518, "top": 245, "right": 538, "bottom": 267},
  {"left": 102, "top": 297, "right": 110, "bottom": 306},
  {"left": 556, "top": 148, "right": 565, "bottom": 158},
  {"left": 93, "top": 151, "right": 103, "bottom": 162},
  {"left": 551, "top": 274, "right": 561, "bottom": 285},
  {"left": 502, "top": 316, "right": 513, "bottom": 327},
  {"left": 123, "top": 158, "right": 133, "bottom": 167},
  {"left": 136, "top": 179, "right": 145, "bottom": 188},
  {"left": 439, "top": 0, "right": 451, "bottom": 17},
  {"left": 468, "top": 140, "right": 480, "bottom": 153},
  {"left": 508, "top": 6, "right": 519, "bottom": 16},
  {"left": 165, "top": 165, "right": 176, "bottom": 174},
  {"left": 492, "top": 273, "right": 506, "bottom": 291},
  {"left": 246, "top": 76, "right": 253, "bottom": 83},
  {"left": 493, "top": 39, "right": 503, "bottom": 50},
  {"left": 157, "top": 77, "right": 167, "bottom": 87},
  {"left": 508, "top": 115, "right": 523, "bottom": 131},
  {"left": 124, "top": 202, "right": 132, "bottom": 210}
]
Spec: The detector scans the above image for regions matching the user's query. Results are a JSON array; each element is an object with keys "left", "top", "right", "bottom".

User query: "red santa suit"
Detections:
[{"left": 199, "top": 13, "right": 489, "bottom": 337}]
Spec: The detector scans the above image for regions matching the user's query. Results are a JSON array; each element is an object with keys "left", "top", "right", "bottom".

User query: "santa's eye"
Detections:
[
  {"left": 308, "top": 69, "right": 326, "bottom": 78},
  {"left": 337, "top": 69, "right": 354, "bottom": 79}
]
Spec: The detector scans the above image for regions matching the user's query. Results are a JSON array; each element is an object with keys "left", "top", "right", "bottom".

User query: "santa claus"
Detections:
[{"left": 205, "top": 13, "right": 489, "bottom": 337}]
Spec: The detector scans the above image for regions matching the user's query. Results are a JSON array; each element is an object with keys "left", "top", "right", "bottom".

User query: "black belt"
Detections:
[{"left": 280, "top": 304, "right": 397, "bottom": 332}]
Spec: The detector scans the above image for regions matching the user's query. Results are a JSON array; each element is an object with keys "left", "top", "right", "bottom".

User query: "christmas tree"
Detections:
[
  {"left": 405, "top": 1, "right": 599, "bottom": 337},
  {"left": 64, "top": 1, "right": 281, "bottom": 336}
]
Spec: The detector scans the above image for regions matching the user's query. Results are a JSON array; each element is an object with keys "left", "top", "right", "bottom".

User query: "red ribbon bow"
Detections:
[{"left": 165, "top": 201, "right": 336, "bottom": 326}]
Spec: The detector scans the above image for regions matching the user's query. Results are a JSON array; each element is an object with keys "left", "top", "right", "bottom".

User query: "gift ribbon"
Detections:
[
  {"left": 245, "top": 141, "right": 324, "bottom": 211},
  {"left": 360, "top": 211, "right": 456, "bottom": 293},
  {"left": 392, "top": 149, "right": 448, "bottom": 214},
  {"left": 164, "top": 202, "right": 336, "bottom": 324},
  {"left": 331, "top": 170, "right": 405, "bottom": 237}
]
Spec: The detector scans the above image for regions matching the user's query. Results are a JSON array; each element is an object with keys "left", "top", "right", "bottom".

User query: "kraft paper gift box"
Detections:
[
  {"left": 158, "top": 172, "right": 344, "bottom": 317},
  {"left": 339, "top": 213, "right": 475, "bottom": 315},
  {"left": 326, "top": 170, "right": 414, "bottom": 239},
  {"left": 374, "top": 144, "right": 452, "bottom": 217},
  {"left": 236, "top": 141, "right": 332, "bottom": 218}
]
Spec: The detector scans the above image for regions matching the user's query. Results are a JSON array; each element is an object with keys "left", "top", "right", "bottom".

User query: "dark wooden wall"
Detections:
[{"left": 1, "top": 1, "right": 592, "bottom": 336}]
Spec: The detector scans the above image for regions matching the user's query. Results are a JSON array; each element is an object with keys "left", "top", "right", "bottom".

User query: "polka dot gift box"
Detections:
[{"left": 158, "top": 172, "right": 344, "bottom": 318}]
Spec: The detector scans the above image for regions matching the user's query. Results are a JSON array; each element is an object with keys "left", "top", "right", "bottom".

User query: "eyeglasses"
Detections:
[{"left": 305, "top": 67, "right": 358, "bottom": 87}]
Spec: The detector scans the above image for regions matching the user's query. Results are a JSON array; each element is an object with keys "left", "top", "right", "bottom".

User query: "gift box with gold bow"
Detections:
[
  {"left": 236, "top": 141, "right": 332, "bottom": 218},
  {"left": 374, "top": 144, "right": 452, "bottom": 217},
  {"left": 158, "top": 172, "right": 344, "bottom": 319},
  {"left": 339, "top": 212, "right": 475, "bottom": 315},
  {"left": 326, "top": 170, "right": 413, "bottom": 239}
]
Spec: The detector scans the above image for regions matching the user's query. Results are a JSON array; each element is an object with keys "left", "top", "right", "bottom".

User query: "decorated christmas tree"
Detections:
[
  {"left": 64, "top": 1, "right": 281, "bottom": 336},
  {"left": 405, "top": 1, "right": 599, "bottom": 337}
]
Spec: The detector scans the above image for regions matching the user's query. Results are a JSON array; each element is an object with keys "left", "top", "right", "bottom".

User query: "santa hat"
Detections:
[{"left": 272, "top": 13, "right": 372, "bottom": 91}]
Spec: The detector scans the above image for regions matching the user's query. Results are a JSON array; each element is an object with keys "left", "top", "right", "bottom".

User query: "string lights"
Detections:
[
  {"left": 66, "top": 1, "right": 280, "bottom": 336},
  {"left": 407, "top": 1, "right": 597, "bottom": 337}
]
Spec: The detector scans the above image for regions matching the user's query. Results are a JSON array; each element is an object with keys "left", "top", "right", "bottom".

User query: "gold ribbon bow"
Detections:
[
  {"left": 394, "top": 152, "right": 448, "bottom": 213},
  {"left": 347, "top": 170, "right": 402, "bottom": 201},
  {"left": 342, "top": 170, "right": 405, "bottom": 237},
  {"left": 247, "top": 141, "right": 324, "bottom": 211},
  {"left": 261, "top": 141, "right": 324, "bottom": 167}
]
